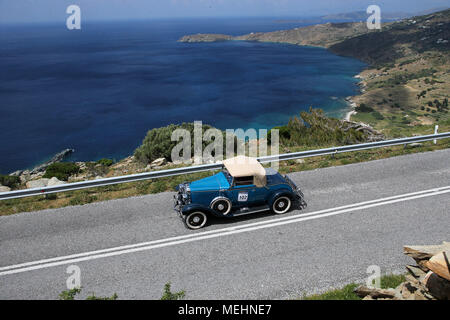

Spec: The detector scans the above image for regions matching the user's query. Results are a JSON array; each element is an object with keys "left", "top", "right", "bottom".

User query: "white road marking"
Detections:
[{"left": 1, "top": 186, "right": 449, "bottom": 276}]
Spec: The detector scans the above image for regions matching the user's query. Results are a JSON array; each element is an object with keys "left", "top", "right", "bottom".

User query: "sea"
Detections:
[{"left": 0, "top": 18, "right": 366, "bottom": 174}]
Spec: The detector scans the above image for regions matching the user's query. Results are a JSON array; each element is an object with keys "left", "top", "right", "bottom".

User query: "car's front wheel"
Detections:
[
  {"left": 184, "top": 211, "right": 208, "bottom": 230},
  {"left": 272, "top": 196, "right": 292, "bottom": 214}
]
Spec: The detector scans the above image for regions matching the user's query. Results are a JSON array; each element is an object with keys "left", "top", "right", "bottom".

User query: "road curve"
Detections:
[{"left": 0, "top": 149, "right": 449, "bottom": 299}]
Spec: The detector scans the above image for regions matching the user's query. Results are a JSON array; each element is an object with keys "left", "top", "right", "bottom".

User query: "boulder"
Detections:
[
  {"left": 9, "top": 170, "right": 23, "bottom": 177},
  {"left": 422, "top": 271, "right": 450, "bottom": 300},
  {"left": 354, "top": 286, "right": 397, "bottom": 299},
  {"left": 0, "top": 185, "right": 11, "bottom": 192},
  {"left": 47, "top": 177, "right": 67, "bottom": 186},
  {"left": 404, "top": 242, "right": 450, "bottom": 260},
  {"left": 404, "top": 242, "right": 450, "bottom": 271},
  {"left": 426, "top": 251, "right": 450, "bottom": 281},
  {"left": 151, "top": 158, "right": 166, "bottom": 167},
  {"left": 26, "top": 178, "right": 50, "bottom": 189}
]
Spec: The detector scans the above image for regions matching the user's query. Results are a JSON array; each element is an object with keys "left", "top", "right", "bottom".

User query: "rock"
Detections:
[
  {"left": 151, "top": 158, "right": 166, "bottom": 167},
  {"left": 413, "top": 290, "right": 429, "bottom": 300},
  {"left": 423, "top": 271, "right": 450, "bottom": 300},
  {"left": 47, "top": 177, "right": 67, "bottom": 186},
  {"left": 295, "top": 159, "right": 305, "bottom": 164},
  {"left": 76, "top": 162, "right": 87, "bottom": 171},
  {"left": 426, "top": 251, "right": 450, "bottom": 281},
  {"left": 400, "top": 282, "right": 417, "bottom": 299},
  {"left": 404, "top": 242, "right": 450, "bottom": 272},
  {"left": 0, "top": 186, "right": 11, "bottom": 192},
  {"left": 354, "top": 285, "right": 397, "bottom": 299},
  {"left": 9, "top": 170, "right": 23, "bottom": 177},
  {"left": 408, "top": 143, "right": 423, "bottom": 148},
  {"left": 406, "top": 265, "right": 427, "bottom": 278},
  {"left": 26, "top": 178, "right": 50, "bottom": 189},
  {"left": 94, "top": 176, "right": 103, "bottom": 180},
  {"left": 20, "top": 174, "right": 31, "bottom": 184},
  {"left": 404, "top": 242, "right": 450, "bottom": 261}
]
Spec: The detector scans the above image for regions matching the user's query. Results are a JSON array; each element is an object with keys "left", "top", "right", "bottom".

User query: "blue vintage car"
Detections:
[{"left": 174, "top": 156, "right": 306, "bottom": 229}]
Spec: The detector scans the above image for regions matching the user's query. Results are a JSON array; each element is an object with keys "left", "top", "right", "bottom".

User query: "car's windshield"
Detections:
[{"left": 222, "top": 169, "right": 233, "bottom": 185}]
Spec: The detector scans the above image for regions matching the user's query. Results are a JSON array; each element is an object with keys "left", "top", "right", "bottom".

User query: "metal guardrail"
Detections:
[{"left": 1, "top": 132, "right": 449, "bottom": 201}]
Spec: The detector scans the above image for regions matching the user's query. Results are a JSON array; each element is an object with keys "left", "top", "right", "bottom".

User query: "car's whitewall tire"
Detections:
[
  {"left": 184, "top": 211, "right": 208, "bottom": 230},
  {"left": 272, "top": 196, "right": 291, "bottom": 214}
]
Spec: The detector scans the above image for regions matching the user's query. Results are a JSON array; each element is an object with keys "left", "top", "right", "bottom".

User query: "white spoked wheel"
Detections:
[
  {"left": 184, "top": 211, "right": 208, "bottom": 230},
  {"left": 211, "top": 198, "right": 232, "bottom": 216},
  {"left": 272, "top": 196, "right": 291, "bottom": 214}
]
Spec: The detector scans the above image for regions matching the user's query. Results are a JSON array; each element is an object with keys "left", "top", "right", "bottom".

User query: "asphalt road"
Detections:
[{"left": 0, "top": 149, "right": 449, "bottom": 300}]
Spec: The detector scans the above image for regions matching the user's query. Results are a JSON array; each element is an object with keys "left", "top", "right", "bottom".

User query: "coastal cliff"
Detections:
[
  {"left": 179, "top": 22, "right": 371, "bottom": 49},
  {"left": 180, "top": 9, "right": 449, "bottom": 67}
]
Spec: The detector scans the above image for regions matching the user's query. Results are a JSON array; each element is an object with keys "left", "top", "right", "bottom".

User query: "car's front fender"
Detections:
[
  {"left": 268, "top": 189, "right": 295, "bottom": 207},
  {"left": 180, "top": 203, "right": 217, "bottom": 217}
]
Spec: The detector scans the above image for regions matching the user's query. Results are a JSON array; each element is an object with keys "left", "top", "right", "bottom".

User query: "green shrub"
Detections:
[
  {"left": 355, "top": 103, "right": 374, "bottom": 113},
  {"left": 268, "top": 108, "right": 368, "bottom": 148},
  {"left": 372, "top": 111, "right": 385, "bottom": 120},
  {"left": 59, "top": 287, "right": 118, "bottom": 300},
  {"left": 43, "top": 162, "right": 79, "bottom": 181},
  {"left": 59, "top": 288, "right": 82, "bottom": 300},
  {"left": 86, "top": 293, "right": 118, "bottom": 300},
  {"left": 0, "top": 174, "right": 21, "bottom": 188},
  {"left": 134, "top": 123, "right": 236, "bottom": 164},
  {"left": 96, "top": 158, "right": 114, "bottom": 167},
  {"left": 161, "top": 282, "right": 185, "bottom": 300}
]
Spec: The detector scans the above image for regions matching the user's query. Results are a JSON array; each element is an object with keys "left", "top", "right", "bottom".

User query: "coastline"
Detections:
[{"left": 342, "top": 73, "right": 365, "bottom": 121}]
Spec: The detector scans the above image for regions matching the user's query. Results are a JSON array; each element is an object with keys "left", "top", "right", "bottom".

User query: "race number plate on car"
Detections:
[{"left": 238, "top": 192, "right": 249, "bottom": 202}]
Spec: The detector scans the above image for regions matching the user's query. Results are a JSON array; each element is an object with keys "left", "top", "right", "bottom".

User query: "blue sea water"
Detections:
[{"left": 0, "top": 18, "right": 366, "bottom": 174}]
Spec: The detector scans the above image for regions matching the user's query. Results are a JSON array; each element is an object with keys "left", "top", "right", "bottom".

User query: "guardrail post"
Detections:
[{"left": 434, "top": 125, "right": 439, "bottom": 144}]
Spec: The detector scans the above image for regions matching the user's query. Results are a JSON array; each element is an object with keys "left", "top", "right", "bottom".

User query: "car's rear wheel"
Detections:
[
  {"left": 184, "top": 211, "right": 208, "bottom": 230},
  {"left": 272, "top": 196, "right": 292, "bottom": 214},
  {"left": 211, "top": 197, "right": 232, "bottom": 215}
]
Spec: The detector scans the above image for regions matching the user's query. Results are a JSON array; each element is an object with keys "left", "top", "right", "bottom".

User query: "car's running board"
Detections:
[{"left": 232, "top": 205, "right": 270, "bottom": 216}]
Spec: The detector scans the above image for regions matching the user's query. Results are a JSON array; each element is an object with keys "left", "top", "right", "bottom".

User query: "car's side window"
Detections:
[{"left": 234, "top": 176, "right": 254, "bottom": 187}]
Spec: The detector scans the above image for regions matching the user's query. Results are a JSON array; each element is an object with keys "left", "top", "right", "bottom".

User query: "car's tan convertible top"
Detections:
[{"left": 222, "top": 156, "right": 267, "bottom": 187}]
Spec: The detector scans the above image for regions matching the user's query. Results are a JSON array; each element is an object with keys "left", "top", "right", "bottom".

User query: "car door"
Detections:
[{"left": 229, "top": 176, "right": 265, "bottom": 207}]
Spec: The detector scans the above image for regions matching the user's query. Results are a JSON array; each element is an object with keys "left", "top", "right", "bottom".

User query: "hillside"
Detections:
[
  {"left": 179, "top": 21, "right": 373, "bottom": 48},
  {"left": 329, "top": 9, "right": 450, "bottom": 66},
  {"left": 180, "top": 9, "right": 450, "bottom": 134}
]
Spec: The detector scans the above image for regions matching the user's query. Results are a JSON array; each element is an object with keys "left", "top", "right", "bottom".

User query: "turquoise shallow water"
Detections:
[{"left": 0, "top": 18, "right": 366, "bottom": 173}]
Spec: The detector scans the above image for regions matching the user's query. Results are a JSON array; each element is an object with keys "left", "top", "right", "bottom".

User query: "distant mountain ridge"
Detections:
[
  {"left": 274, "top": 7, "right": 449, "bottom": 24},
  {"left": 180, "top": 8, "right": 450, "bottom": 67}
]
